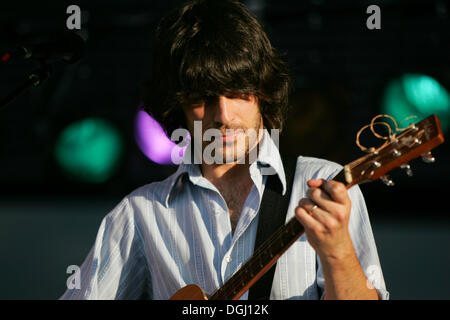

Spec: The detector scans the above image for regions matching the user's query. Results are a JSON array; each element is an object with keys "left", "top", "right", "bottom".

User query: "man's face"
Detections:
[{"left": 182, "top": 94, "right": 263, "bottom": 164}]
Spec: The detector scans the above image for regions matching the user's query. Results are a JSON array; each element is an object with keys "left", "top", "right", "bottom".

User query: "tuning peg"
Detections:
[
  {"left": 380, "top": 175, "right": 395, "bottom": 186},
  {"left": 400, "top": 163, "right": 413, "bottom": 176},
  {"left": 421, "top": 152, "right": 435, "bottom": 163}
]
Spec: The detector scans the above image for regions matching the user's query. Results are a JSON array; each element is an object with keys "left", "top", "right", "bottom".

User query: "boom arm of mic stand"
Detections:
[{"left": 1, "top": 64, "right": 52, "bottom": 111}]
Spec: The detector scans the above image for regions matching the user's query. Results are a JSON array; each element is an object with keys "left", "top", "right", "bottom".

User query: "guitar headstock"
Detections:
[{"left": 343, "top": 114, "right": 445, "bottom": 188}]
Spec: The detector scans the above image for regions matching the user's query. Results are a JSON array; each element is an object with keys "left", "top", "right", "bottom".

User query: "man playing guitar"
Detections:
[{"left": 61, "top": 0, "right": 388, "bottom": 300}]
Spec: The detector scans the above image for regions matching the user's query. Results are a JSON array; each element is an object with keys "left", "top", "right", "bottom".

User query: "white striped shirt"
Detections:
[{"left": 60, "top": 130, "right": 389, "bottom": 300}]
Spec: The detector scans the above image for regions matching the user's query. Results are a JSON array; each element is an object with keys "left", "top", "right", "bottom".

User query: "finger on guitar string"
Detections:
[
  {"left": 306, "top": 186, "right": 342, "bottom": 216},
  {"left": 294, "top": 205, "right": 325, "bottom": 235},
  {"left": 319, "top": 180, "right": 350, "bottom": 206},
  {"left": 297, "top": 198, "right": 338, "bottom": 232}
]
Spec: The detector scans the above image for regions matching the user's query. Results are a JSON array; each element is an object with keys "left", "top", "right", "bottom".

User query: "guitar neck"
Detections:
[{"left": 209, "top": 168, "right": 348, "bottom": 300}]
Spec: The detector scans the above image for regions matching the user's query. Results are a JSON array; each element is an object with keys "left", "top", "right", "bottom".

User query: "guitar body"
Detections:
[{"left": 170, "top": 284, "right": 209, "bottom": 300}]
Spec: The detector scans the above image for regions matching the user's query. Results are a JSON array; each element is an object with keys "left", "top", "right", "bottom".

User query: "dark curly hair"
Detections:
[{"left": 141, "top": 0, "right": 291, "bottom": 137}]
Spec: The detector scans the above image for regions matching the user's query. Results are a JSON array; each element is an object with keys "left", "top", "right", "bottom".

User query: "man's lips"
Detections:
[
  {"left": 222, "top": 131, "right": 240, "bottom": 142},
  {"left": 202, "top": 127, "right": 246, "bottom": 143}
]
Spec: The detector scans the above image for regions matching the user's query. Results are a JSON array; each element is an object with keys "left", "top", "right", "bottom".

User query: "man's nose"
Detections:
[{"left": 213, "top": 96, "right": 233, "bottom": 125}]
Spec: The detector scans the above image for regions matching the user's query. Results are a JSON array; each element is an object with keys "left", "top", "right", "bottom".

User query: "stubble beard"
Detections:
[{"left": 203, "top": 115, "right": 263, "bottom": 165}]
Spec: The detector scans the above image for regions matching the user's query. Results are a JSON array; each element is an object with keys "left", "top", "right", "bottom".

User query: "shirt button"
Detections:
[{"left": 225, "top": 256, "right": 232, "bottom": 263}]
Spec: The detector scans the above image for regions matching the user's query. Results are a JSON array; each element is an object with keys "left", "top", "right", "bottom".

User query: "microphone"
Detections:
[{"left": 1, "top": 32, "right": 86, "bottom": 64}]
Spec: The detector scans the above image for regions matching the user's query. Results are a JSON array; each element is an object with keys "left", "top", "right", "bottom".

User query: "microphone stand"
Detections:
[{"left": 0, "top": 63, "right": 52, "bottom": 111}]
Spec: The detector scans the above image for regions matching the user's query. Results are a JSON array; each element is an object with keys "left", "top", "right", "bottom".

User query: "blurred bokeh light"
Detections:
[
  {"left": 134, "top": 108, "right": 187, "bottom": 165},
  {"left": 54, "top": 117, "right": 124, "bottom": 183},
  {"left": 382, "top": 73, "right": 450, "bottom": 132}
]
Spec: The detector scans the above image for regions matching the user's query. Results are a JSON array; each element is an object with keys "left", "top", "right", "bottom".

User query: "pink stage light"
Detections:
[{"left": 134, "top": 109, "right": 188, "bottom": 165}]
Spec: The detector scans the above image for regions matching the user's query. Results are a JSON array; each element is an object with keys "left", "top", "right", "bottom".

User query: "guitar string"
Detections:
[{"left": 351, "top": 124, "right": 422, "bottom": 178}]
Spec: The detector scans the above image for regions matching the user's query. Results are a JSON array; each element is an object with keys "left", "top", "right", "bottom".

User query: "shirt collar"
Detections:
[
  {"left": 164, "top": 128, "right": 287, "bottom": 207},
  {"left": 254, "top": 128, "right": 287, "bottom": 195}
]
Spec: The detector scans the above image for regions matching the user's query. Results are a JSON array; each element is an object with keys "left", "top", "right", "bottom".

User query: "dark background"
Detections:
[{"left": 0, "top": 0, "right": 449, "bottom": 299}]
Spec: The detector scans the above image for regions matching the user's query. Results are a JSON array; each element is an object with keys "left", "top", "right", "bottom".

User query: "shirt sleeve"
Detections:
[
  {"left": 316, "top": 184, "right": 390, "bottom": 300},
  {"left": 59, "top": 197, "right": 152, "bottom": 300}
]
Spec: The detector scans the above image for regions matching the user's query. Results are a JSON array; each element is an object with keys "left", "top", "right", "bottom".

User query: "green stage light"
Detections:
[
  {"left": 54, "top": 117, "right": 124, "bottom": 183},
  {"left": 382, "top": 73, "right": 449, "bottom": 132}
]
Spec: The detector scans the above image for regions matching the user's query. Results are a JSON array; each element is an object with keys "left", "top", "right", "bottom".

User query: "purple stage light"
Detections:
[{"left": 134, "top": 109, "right": 188, "bottom": 165}]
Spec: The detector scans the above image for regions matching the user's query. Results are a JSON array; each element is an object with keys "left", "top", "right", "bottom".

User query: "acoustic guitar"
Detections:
[{"left": 170, "top": 114, "right": 445, "bottom": 300}]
